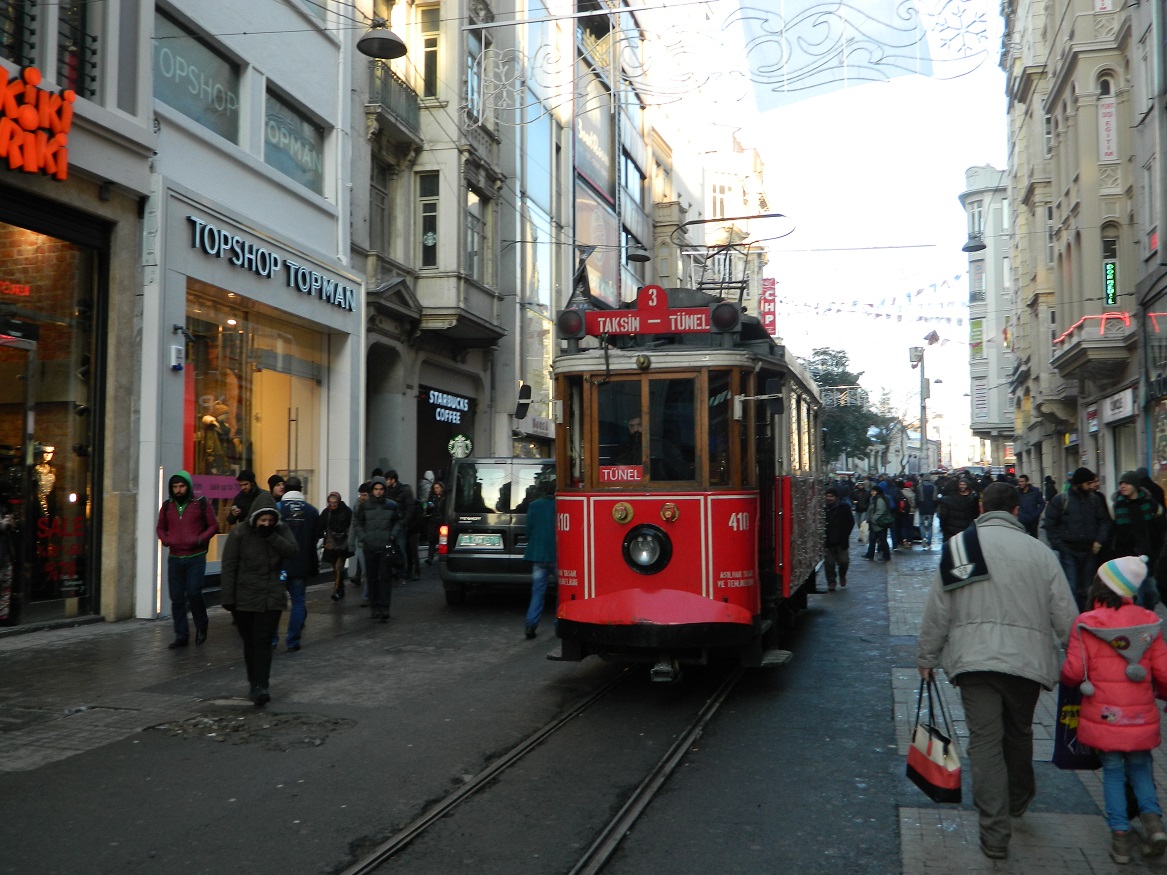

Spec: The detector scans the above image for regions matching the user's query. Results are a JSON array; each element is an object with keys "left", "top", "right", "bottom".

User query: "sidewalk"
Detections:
[{"left": 890, "top": 541, "right": 1167, "bottom": 872}]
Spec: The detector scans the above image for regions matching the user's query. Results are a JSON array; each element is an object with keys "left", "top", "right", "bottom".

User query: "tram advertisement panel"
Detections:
[
  {"left": 554, "top": 495, "right": 587, "bottom": 600},
  {"left": 708, "top": 494, "right": 760, "bottom": 614}
]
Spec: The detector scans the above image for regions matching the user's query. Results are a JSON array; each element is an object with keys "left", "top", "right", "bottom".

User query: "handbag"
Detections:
[
  {"left": 1052, "top": 681, "right": 1101, "bottom": 770},
  {"left": 857, "top": 520, "right": 869, "bottom": 545},
  {"left": 384, "top": 541, "right": 405, "bottom": 568},
  {"left": 324, "top": 529, "right": 352, "bottom": 556},
  {"left": 906, "top": 677, "right": 962, "bottom": 803}
]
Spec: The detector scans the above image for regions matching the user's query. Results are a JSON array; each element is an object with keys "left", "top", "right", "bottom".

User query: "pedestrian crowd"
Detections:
[
  {"left": 828, "top": 464, "right": 1167, "bottom": 864},
  {"left": 156, "top": 465, "right": 445, "bottom": 707}
]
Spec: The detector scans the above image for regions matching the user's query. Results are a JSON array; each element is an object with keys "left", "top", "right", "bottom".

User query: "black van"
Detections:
[{"left": 437, "top": 457, "right": 555, "bottom": 605}]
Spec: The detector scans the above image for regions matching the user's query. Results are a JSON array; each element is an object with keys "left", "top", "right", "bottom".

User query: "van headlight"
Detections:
[{"left": 622, "top": 525, "right": 672, "bottom": 575}]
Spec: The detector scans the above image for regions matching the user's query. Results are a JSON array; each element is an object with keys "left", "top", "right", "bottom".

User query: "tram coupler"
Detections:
[{"left": 650, "top": 656, "right": 682, "bottom": 684}]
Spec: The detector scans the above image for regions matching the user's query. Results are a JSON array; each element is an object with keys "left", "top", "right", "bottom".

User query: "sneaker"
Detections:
[
  {"left": 979, "top": 838, "right": 1007, "bottom": 860},
  {"left": 1141, "top": 813, "right": 1167, "bottom": 858},
  {"left": 1111, "top": 830, "right": 1134, "bottom": 864}
]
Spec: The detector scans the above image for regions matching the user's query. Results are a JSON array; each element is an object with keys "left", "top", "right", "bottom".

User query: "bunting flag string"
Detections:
[{"left": 769, "top": 270, "right": 970, "bottom": 327}]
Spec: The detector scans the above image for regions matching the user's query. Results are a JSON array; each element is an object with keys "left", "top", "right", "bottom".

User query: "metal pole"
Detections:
[{"left": 920, "top": 353, "right": 927, "bottom": 472}]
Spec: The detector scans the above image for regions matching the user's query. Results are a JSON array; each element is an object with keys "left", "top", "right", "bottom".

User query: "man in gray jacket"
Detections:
[{"left": 917, "top": 482, "right": 1077, "bottom": 861}]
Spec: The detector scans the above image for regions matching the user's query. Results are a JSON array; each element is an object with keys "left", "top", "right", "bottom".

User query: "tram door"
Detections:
[{"left": 0, "top": 318, "right": 92, "bottom": 626}]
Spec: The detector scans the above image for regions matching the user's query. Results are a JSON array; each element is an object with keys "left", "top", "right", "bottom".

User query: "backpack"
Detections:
[{"left": 897, "top": 497, "right": 909, "bottom": 514}]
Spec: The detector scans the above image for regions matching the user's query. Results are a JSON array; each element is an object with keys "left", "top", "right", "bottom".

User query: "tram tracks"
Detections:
[{"left": 339, "top": 664, "right": 745, "bottom": 875}]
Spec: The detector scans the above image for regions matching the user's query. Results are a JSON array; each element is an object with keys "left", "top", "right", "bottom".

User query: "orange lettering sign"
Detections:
[{"left": 0, "top": 67, "right": 74, "bottom": 181}]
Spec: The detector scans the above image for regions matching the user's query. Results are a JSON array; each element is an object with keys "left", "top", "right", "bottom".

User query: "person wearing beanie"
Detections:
[
  {"left": 267, "top": 474, "right": 286, "bottom": 501},
  {"left": 277, "top": 476, "right": 320, "bottom": 652},
  {"left": 227, "top": 469, "right": 261, "bottom": 527},
  {"left": 383, "top": 469, "right": 420, "bottom": 581},
  {"left": 1112, "top": 474, "right": 1164, "bottom": 609},
  {"left": 823, "top": 486, "right": 854, "bottom": 591},
  {"left": 352, "top": 476, "right": 401, "bottom": 621},
  {"left": 918, "top": 482, "right": 1077, "bottom": 860},
  {"left": 1061, "top": 555, "right": 1167, "bottom": 863},
  {"left": 155, "top": 470, "right": 220, "bottom": 648},
  {"left": 219, "top": 491, "right": 297, "bottom": 706},
  {"left": 1043, "top": 466, "right": 1112, "bottom": 610}
]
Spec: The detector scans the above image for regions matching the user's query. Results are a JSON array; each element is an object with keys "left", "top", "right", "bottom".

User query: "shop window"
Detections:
[
  {"left": 57, "top": 1, "right": 97, "bottom": 98},
  {"left": 264, "top": 90, "right": 326, "bottom": 196},
  {"left": 465, "top": 185, "right": 487, "bottom": 283},
  {"left": 0, "top": 220, "right": 97, "bottom": 620},
  {"left": 153, "top": 10, "right": 240, "bottom": 144},
  {"left": 185, "top": 286, "right": 324, "bottom": 541},
  {"left": 370, "top": 158, "right": 392, "bottom": 254},
  {"left": 419, "top": 171, "right": 439, "bottom": 268},
  {"left": 419, "top": 6, "right": 439, "bottom": 99},
  {"left": 0, "top": 1, "right": 35, "bottom": 68}
]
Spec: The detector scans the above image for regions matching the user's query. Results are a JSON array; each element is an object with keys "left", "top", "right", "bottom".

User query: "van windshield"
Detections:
[
  {"left": 452, "top": 464, "right": 512, "bottom": 513},
  {"left": 451, "top": 461, "right": 556, "bottom": 514}
]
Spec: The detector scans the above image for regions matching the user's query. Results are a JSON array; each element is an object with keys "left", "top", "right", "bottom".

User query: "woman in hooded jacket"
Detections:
[
  {"left": 318, "top": 491, "right": 354, "bottom": 600},
  {"left": 220, "top": 492, "right": 298, "bottom": 706}
]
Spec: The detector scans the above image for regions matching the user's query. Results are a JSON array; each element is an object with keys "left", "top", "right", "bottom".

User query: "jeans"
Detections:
[
  {"left": 918, "top": 513, "right": 934, "bottom": 546},
  {"left": 284, "top": 577, "right": 306, "bottom": 647},
  {"left": 167, "top": 553, "right": 209, "bottom": 641},
  {"left": 957, "top": 671, "right": 1042, "bottom": 848},
  {"left": 1057, "top": 548, "right": 1097, "bottom": 611},
  {"left": 824, "top": 543, "right": 849, "bottom": 587},
  {"left": 1100, "top": 750, "right": 1162, "bottom": 831},
  {"left": 526, "top": 562, "right": 554, "bottom": 630},
  {"left": 234, "top": 609, "right": 281, "bottom": 689}
]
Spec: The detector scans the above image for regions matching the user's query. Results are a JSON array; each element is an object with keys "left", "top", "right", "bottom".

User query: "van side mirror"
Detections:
[{"left": 765, "top": 377, "right": 785, "bottom": 415}]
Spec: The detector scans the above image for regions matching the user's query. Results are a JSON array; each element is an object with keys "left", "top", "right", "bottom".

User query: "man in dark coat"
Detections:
[
  {"left": 352, "top": 476, "right": 400, "bottom": 621},
  {"left": 936, "top": 477, "right": 980, "bottom": 542},
  {"left": 384, "top": 469, "right": 420, "bottom": 581},
  {"left": 1042, "top": 466, "right": 1112, "bottom": 609},
  {"left": 916, "top": 475, "right": 938, "bottom": 548},
  {"left": 1016, "top": 474, "right": 1045, "bottom": 538},
  {"left": 278, "top": 476, "right": 319, "bottom": 652},
  {"left": 823, "top": 486, "right": 855, "bottom": 591},
  {"left": 523, "top": 480, "right": 557, "bottom": 638},
  {"left": 220, "top": 492, "right": 297, "bottom": 705},
  {"left": 227, "top": 469, "right": 262, "bottom": 527}
]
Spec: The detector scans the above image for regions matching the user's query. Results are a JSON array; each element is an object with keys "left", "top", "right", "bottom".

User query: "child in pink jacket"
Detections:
[{"left": 1061, "top": 556, "right": 1167, "bottom": 864}]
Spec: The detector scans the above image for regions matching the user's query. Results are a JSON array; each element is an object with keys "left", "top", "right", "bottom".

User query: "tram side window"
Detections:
[
  {"left": 708, "top": 371, "right": 732, "bottom": 485},
  {"left": 648, "top": 378, "right": 695, "bottom": 481},
  {"left": 598, "top": 381, "right": 642, "bottom": 466}
]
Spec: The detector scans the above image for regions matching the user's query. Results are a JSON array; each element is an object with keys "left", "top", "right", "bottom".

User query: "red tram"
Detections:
[{"left": 550, "top": 285, "right": 824, "bottom": 681}]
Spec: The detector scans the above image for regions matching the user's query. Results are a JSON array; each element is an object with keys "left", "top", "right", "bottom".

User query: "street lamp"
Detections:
[{"left": 909, "top": 346, "right": 927, "bottom": 473}]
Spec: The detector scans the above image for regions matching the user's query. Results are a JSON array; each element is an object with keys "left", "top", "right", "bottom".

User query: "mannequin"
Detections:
[{"left": 34, "top": 446, "right": 55, "bottom": 517}]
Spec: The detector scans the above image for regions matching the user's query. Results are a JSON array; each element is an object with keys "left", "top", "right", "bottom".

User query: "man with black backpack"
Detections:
[{"left": 156, "top": 470, "right": 220, "bottom": 649}]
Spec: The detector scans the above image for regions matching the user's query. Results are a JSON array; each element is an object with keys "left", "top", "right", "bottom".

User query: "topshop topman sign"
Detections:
[{"left": 188, "top": 216, "right": 356, "bottom": 312}]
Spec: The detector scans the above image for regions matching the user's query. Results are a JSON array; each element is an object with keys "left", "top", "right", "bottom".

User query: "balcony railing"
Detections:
[
  {"left": 368, "top": 61, "right": 421, "bottom": 142},
  {"left": 1049, "top": 311, "right": 1136, "bottom": 383}
]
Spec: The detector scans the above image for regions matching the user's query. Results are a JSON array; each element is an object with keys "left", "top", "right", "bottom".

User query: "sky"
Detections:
[{"left": 722, "top": 0, "right": 1009, "bottom": 465}]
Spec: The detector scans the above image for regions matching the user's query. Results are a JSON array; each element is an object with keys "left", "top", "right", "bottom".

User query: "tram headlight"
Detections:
[{"left": 622, "top": 524, "right": 672, "bottom": 575}]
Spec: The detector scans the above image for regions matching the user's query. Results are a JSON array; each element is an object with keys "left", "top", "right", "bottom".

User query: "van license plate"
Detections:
[{"left": 457, "top": 533, "right": 503, "bottom": 548}]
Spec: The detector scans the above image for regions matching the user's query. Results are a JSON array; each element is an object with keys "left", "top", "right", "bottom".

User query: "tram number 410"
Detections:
[{"left": 728, "top": 511, "right": 750, "bottom": 531}]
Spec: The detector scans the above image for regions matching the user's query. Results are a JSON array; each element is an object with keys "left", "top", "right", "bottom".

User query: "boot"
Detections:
[
  {"left": 1111, "top": 830, "right": 1133, "bottom": 864},
  {"left": 1141, "top": 813, "right": 1167, "bottom": 858}
]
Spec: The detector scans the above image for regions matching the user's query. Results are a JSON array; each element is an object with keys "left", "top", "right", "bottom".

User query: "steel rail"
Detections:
[
  {"left": 567, "top": 666, "right": 745, "bottom": 875},
  {"left": 338, "top": 667, "right": 631, "bottom": 875}
]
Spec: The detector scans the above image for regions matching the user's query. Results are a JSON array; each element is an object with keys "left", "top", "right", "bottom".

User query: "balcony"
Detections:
[
  {"left": 416, "top": 275, "right": 505, "bottom": 348},
  {"left": 365, "top": 62, "right": 423, "bottom": 149},
  {"left": 1036, "top": 375, "right": 1078, "bottom": 427},
  {"left": 1049, "top": 312, "right": 1137, "bottom": 383}
]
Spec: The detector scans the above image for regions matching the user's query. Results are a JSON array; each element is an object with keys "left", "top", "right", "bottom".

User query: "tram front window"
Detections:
[{"left": 596, "top": 378, "right": 695, "bottom": 484}]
